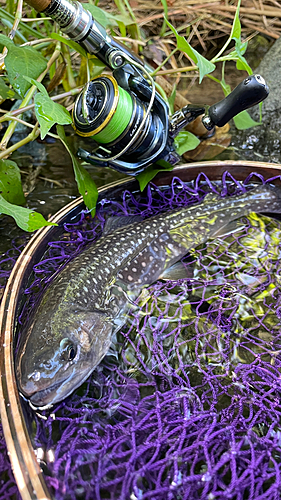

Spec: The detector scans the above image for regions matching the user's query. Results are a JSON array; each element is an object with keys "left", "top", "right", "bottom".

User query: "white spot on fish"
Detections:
[
  {"left": 83, "top": 286, "right": 88, "bottom": 292},
  {"left": 128, "top": 275, "right": 133, "bottom": 282}
]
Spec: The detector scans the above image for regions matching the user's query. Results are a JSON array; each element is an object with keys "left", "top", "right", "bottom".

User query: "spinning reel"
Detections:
[{"left": 27, "top": 0, "right": 269, "bottom": 175}]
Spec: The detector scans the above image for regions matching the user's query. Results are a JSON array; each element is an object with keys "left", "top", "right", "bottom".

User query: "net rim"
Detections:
[{"left": 1, "top": 160, "right": 281, "bottom": 500}]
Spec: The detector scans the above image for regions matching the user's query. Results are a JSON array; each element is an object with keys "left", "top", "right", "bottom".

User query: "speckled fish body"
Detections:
[{"left": 16, "top": 184, "right": 281, "bottom": 408}]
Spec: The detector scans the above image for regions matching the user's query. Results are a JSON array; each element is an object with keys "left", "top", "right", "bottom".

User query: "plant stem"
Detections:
[
  {"left": 0, "top": 124, "right": 39, "bottom": 160},
  {"left": 9, "top": 0, "right": 23, "bottom": 40},
  {"left": 21, "top": 38, "right": 54, "bottom": 46},
  {"left": 159, "top": 0, "right": 168, "bottom": 37},
  {"left": 21, "top": 17, "right": 52, "bottom": 22},
  {"left": 154, "top": 82, "right": 168, "bottom": 102},
  {"left": 122, "top": 0, "right": 141, "bottom": 41},
  {"left": 150, "top": 48, "right": 178, "bottom": 77},
  {"left": 61, "top": 43, "right": 76, "bottom": 90},
  {"left": 211, "top": 34, "right": 233, "bottom": 63},
  {"left": 0, "top": 46, "right": 61, "bottom": 149},
  {"left": 0, "top": 86, "right": 82, "bottom": 122},
  {"left": 0, "top": 0, "right": 23, "bottom": 69},
  {"left": 153, "top": 64, "right": 196, "bottom": 76},
  {"left": 0, "top": 114, "right": 35, "bottom": 129}
]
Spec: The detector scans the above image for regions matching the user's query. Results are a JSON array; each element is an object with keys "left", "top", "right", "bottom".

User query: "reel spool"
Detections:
[{"left": 73, "top": 75, "right": 166, "bottom": 164}]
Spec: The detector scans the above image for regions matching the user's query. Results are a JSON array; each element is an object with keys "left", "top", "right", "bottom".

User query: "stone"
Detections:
[{"left": 249, "top": 36, "right": 281, "bottom": 130}]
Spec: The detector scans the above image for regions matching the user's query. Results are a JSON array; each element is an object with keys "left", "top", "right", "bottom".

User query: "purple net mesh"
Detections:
[{"left": 2, "top": 171, "right": 281, "bottom": 500}]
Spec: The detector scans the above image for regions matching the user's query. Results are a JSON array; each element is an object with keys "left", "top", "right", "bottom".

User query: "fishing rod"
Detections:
[{"left": 25, "top": 0, "right": 269, "bottom": 174}]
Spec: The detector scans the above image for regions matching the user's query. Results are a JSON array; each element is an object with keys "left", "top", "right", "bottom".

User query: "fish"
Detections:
[{"left": 15, "top": 183, "right": 281, "bottom": 409}]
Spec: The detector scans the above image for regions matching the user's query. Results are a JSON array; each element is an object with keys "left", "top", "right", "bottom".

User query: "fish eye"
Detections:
[
  {"left": 60, "top": 338, "right": 77, "bottom": 362},
  {"left": 68, "top": 345, "right": 76, "bottom": 362}
]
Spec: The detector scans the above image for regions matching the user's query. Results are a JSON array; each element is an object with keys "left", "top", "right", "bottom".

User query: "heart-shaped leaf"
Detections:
[
  {"left": 0, "top": 77, "right": 19, "bottom": 100},
  {"left": 34, "top": 92, "right": 72, "bottom": 139},
  {"left": 233, "top": 110, "right": 260, "bottom": 130},
  {"left": 137, "top": 160, "right": 174, "bottom": 192},
  {"left": 165, "top": 19, "right": 215, "bottom": 83},
  {"left": 0, "top": 34, "right": 47, "bottom": 97},
  {"left": 83, "top": 4, "right": 110, "bottom": 28},
  {"left": 57, "top": 125, "right": 98, "bottom": 217},
  {"left": 174, "top": 131, "right": 200, "bottom": 155},
  {"left": 0, "top": 195, "right": 56, "bottom": 231}
]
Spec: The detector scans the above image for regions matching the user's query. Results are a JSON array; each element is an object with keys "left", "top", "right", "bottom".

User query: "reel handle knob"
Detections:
[{"left": 204, "top": 74, "right": 269, "bottom": 129}]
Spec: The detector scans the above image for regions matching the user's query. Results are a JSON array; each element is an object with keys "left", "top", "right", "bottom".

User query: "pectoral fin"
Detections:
[
  {"left": 160, "top": 261, "right": 194, "bottom": 281},
  {"left": 211, "top": 219, "right": 246, "bottom": 239}
]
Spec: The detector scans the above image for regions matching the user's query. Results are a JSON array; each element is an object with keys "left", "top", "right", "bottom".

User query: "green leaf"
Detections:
[
  {"left": 24, "top": 76, "right": 48, "bottom": 96},
  {"left": 136, "top": 160, "right": 174, "bottom": 192},
  {"left": 107, "top": 12, "right": 133, "bottom": 26},
  {"left": 165, "top": 18, "right": 215, "bottom": 83},
  {"left": 229, "top": 0, "right": 253, "bottom": 76},
  {"left": 233, "top": 40, "right": 252, "bottom": 75},
  {"left": 88, "top": 57, "right": 106, "bottom": 78},
  {"left": 235, "top": 51, "right": 252, "bottom": 74},
  {"left": 174, "top": 131, "right": 200, "bottom": 155},
  {"left": 83, "top": 4, "right": 110, "bottom": 28},
  {"left": 219, "top": 79, "right": 232, "bottom": 97},
  {"left": 160, "top": 0, "right": 168, "bottom": 36},
  {"left": 167, "top": 84, "right": 177, "bottom": 114},
  {"left": 0, "top": 77, "right": 18, "bottom": 100},
  {"left": 25, "top": 76, "right": 72, "bottom": 138},
  {"left": 57, "top": 125, "right": 98, "bottom": 217},
  {"left": 230, "top": 0, "right": 242, "bottom": 40},
  {"left": 0, "top": 33, "right": 14, "bottom": 49},
  {"left": 0, "top": 36, "right": 47, "bottom": 98},
  {"left": 0, "top": 195, "right": 56, "bottom": 231},
  {"left": 0, "top": 159, "right": 25, "bottom": 205},
  {"left": 233, "top": 110, "right": 260, "bottom": 130},
  {"left": 30, "top": 81, "right": 72, "bottom": 139},
  {"left": 50, "top": 33, "right": 87, "bottom": 58}
]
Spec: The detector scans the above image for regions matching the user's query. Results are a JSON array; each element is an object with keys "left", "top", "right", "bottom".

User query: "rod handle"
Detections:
[
  {"left": 25, "top": 0, "right": 52, "bottom": 11},
  {"left": 208, "top": 74, "right": 269, "bottom": 128}
]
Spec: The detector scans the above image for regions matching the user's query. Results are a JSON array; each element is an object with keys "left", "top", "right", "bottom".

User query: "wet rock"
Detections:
[
  {"left": 249, "top": 36, "right": 281, "bottom": 131},
  {"left": 221, "top": 38, "right": 281, "bottom": 165},
  {"left": 228, "top": 125, "right": 281, "bottom": 164}
]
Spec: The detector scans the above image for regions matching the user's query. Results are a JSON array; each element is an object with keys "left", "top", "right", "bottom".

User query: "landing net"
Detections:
[{"left": 2, "top": 171, "right": 281, "bottom": 500}]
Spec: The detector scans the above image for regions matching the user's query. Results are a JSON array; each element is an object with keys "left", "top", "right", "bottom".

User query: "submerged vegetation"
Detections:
[{"left": 0, "top": 0, "right": 276, "bottom": 230}]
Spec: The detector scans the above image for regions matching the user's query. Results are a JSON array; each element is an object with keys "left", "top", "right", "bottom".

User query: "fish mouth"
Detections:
[
  {"left": 24, "top": 379, "right": 67, "bottom": 409},
  {"left": 22, "top": 366, "right": 93, "bottom": 409}
]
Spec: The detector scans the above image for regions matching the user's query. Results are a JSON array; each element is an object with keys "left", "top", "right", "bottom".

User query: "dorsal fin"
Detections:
[{"left": 103, "top": 215, "right": 143, "bottom": 235}]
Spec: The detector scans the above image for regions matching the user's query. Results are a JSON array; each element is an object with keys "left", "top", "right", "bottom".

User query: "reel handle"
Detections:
[{"left": 203, "top": 74, "right": 269, "bottom": 129}]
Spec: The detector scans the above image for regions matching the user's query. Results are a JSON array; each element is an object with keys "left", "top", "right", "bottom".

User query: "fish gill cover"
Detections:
[{"left": 1, "top": 171, "right": 281, "bottom": 500}]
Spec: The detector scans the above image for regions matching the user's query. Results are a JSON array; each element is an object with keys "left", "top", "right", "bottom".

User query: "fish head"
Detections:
[{"left": 16, "top": 308, "right": 113, "bottom": 409}]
